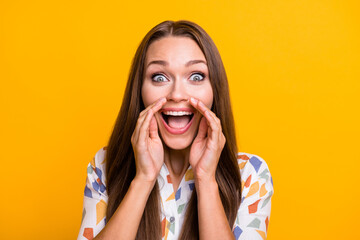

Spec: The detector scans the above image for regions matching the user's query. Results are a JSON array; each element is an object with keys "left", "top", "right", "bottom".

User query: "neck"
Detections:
[{"left": 163, "top": 145, "right": 190, "bottom": 179}]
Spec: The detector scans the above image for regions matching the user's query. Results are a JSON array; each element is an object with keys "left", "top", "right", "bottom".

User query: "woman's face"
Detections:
[{"left": 141, "top": 36, "right": 214, "bottom": 150}]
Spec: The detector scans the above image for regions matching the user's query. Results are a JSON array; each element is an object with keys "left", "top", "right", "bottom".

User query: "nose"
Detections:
[{"left": 166, "top": 78, "right": 189, "bottom": 103}]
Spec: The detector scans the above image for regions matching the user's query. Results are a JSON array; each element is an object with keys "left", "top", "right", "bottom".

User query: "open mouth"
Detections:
[
  {"left": 161, "top": 112, "right": 194, "bottom": 129},
  {"left": 159, "top": 110, "right": 195, "bottom": 135}
]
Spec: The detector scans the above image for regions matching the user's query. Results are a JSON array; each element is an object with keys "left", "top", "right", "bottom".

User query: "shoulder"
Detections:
[
  {"left": 91, "top": 146, "right": 107, "bottom": 169},
  {"left": 88, "top": 146, "right": 107, "bottom": 177},
  {"left": 233, "top": 153, "right": 274, "bottom": 238},
  {"left": 236, "top": 152, "right": 274, "bottom": 190},
  {"left": 84, "top": 146, "right": 108, "bottom": 198},
  {"left": 79, "top": 147, "right": 108, "bottom": 239}
]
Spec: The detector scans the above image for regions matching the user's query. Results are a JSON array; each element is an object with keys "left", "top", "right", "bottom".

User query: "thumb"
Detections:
[{"left": 149, "top": 116, "right": 160, "bottom": 139}]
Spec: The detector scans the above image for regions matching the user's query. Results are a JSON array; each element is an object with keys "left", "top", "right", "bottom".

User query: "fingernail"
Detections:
[{"left": 190, "top": 97, "right": 198, "bottom": 103}]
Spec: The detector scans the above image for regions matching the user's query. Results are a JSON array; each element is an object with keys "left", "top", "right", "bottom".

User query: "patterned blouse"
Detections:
[{"left": 77, "top": 146, "right": 274, "bottom": 240}]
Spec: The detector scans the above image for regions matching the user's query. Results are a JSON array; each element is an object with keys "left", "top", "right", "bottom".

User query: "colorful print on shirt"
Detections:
[{"left": 77, "top": 147, "right": 274, "bottom": 240}]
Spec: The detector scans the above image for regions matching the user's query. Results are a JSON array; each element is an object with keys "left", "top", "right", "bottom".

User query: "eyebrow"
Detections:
[{"left": 146, "top": 59, "right": 207, "bottom": 68}]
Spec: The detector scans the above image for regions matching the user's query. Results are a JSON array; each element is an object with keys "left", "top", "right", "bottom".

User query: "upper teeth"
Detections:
[{"left": 163, "top": 111, "right": 193, "bottom": 116}]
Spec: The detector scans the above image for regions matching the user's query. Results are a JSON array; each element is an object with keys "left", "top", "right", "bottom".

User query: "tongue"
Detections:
[{"left": 167, "top": 116, "right": 191, "bottom": 129}]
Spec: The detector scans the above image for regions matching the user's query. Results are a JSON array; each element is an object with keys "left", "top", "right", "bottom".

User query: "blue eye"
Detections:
[
  {"left": 151, "top": 73, "right": 168, "bottom": 82},
  {"left": 151, "top": 72, "right": 205, "bottom": 82},
  {"left": 190, "top": 72, "right": 205, "bottom": 82}
]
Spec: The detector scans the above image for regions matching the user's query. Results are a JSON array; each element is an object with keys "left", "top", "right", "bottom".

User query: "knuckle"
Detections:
[
  {"left": 215, "top": 117, "right": 220, "bottom": 124},
  {"left": 136, "top": 117, "right": 143, "bottom": 126},
  {"left": 137, "top": 116, "right": 142, "bottom": 123},
  {"left": 140, "top": 109, "right": 147, "bottom": 116}
]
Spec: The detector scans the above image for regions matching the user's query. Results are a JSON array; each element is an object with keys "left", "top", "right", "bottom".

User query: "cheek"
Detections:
[
  {"left": 141, "top": 82, "right": 164, "bottom": 107},
  {"left": 189, "top": 85, "right": 213, "bottom": 108}
]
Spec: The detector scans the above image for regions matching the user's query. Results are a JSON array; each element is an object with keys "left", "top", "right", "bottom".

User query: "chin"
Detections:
[
  {"left": 160, "top": 134, "right": 194, "bottom": 150},
  {"left": 154, "top": 113, "right": 199, "bottom": 151}
]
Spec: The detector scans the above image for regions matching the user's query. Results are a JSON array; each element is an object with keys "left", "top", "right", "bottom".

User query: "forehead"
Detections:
[{"left": 145, "top": 36, "right": 206, "bottom": 66}]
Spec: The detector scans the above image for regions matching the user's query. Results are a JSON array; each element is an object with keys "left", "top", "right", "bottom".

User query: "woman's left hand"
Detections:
[{"left": 189, "top": 97, "right": 226, "bottom": 182}]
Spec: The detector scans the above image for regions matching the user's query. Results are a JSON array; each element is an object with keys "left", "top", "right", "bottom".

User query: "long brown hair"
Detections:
[{"left": 105, "top": 20, "right": 241, "bottom": 239}]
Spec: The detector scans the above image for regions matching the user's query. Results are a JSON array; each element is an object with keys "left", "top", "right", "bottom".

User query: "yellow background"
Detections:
[{"left": 1, "top": 0, "right": 359, "bottom": 239}]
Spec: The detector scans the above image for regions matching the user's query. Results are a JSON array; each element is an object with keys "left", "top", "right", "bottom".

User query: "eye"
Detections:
[
  {"left": 151, "top": 73, "right": 168, "bottom": 82},
  {"left": 190, "top": 72, "right": 205, "bottom": 82}
]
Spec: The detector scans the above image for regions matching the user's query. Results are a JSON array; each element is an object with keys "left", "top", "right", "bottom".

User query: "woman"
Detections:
[{"left": 77, "top": 20, "right": 274, "bottom": 240}]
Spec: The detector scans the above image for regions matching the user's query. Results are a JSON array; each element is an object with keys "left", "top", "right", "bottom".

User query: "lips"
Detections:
[{"left": 159, "top": 107, "right": 195, "bottom": 135}]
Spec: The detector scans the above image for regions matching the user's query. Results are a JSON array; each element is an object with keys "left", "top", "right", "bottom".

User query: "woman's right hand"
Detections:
[{"left": 131, "top": 97, "right": 167, "bottom": 183}]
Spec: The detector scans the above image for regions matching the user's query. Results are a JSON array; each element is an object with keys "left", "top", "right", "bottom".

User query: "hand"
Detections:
[
  {"left": 189, "top": 97, "right": 226, "bottom": 182},
  {"left": 131, "top": 97, "right": 167, "bottom": 183}
]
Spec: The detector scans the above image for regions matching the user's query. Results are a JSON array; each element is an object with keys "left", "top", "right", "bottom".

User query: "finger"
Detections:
[
  {"left": 134, "top": 97, "right": 166, "bottom": 143},
  {"left": 190, "top": 97, "right": 217, "bottom": 123},
  {"left": 194, "top": 97, "right": 222, "bottom": 133},
  {"left": 189, "top": 97, "right": 206, "bottom": 115},
  {"left": 148, "top": 98, "right": 167, "bottom": 141},
  {"left": 138, "top": 99, "right": 167, "bottom": 143},
  {"left": 204, "top": 110, "right": 220, "bottom": 141},
  {"left": 149, "top": 115, "right": 159, "bottom": 139},
  {"left": 194, "top": 116, "right": 208, "bottom": 140},
  {"left": 190, "top": 98, "right": 219, "bottom": 135},
  {"left": 150, "top": 97, "right": 167, "bottom": 114},
  {"left": 200, "top": 102, "right": 221, "bottom": 127},
  {"left": 191, "top": 100, "right": 224, "bottom": 147},
  {"left": 137, "top": 108, "right": 154, "bottom": 145},
  {"left": 139, "top": 97, "right": 166, "bottom": 118}
]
